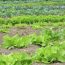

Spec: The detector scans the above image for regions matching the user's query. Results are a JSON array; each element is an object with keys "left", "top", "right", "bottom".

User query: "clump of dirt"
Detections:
[{"left": 8, "top": 26, "right": 40, "bottom": 36}]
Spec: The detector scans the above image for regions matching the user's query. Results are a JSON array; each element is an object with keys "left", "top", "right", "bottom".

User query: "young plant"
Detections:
[
  {"left": 2, "top": 34, "right": 32, "bottom": 49},
  {"left": 0, "top": 52, "right": 32, "bottom": 65},
  {"left": 33, "top": 45, "right": 65, "bottom": 63}
]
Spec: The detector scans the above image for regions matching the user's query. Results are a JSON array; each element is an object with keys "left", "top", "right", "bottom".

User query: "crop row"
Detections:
[
  {"left": 0, "top": 1, "right": 65, "bottom": 6},
  {"left": 0, "top": 15, "right": 65, "bottom": 25},
  {"left": 0, "top": 6, "right": 65, "bottom": 17},
  {"left": 0, "top": 0, "right": 65, "bottom": 2},
  {"left": 0, "top": 21, "right": 65, "bottom": 33},
  {"left": 1, "top": 28, "right": 65, "bottom": 48}
]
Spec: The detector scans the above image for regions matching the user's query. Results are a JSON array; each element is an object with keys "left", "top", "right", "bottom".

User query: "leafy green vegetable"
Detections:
[
  {"left": 0, "top": 52, "right": 32, "bottom": 65},
  {"left": 33, "top": 45, "right": 65, "bottom": 63},
  {"left": 2, "top": 34, "right": 32, "bottom": 49}
]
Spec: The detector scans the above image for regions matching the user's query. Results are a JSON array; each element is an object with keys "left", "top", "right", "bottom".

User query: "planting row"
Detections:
[
  {"left": 0, "top": 21, "right": 65, "bottom": 33},
  {"left": 0, "top": 6, "right": 65, "bottom": 17},
  {"left": 0, "top": 15, "right": 65, "bottom": 25},
  {"left": 34, "top": 45, "right": 65, "bottom": 63},
  {"left": 0, "top": 1, "right": 65, "bottom": 6},
  {"left": 1, "top": 28, "right": 65, "bottom": 48},
  {"left": 0, "top": 1, "right": 65, "bottom": 8},
  {"left": 0, "top": 0, "right": 65, "bottom": 2}
]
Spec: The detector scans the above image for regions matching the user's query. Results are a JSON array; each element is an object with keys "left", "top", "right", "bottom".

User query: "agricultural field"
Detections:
[
  {"left": 0, "top": 0, "right": 65, "bottom": 65},
  {"left": 0, "top": 0, "right": 65, "bottom": 17}
]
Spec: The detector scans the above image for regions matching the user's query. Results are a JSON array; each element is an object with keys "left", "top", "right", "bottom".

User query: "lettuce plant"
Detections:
[
  {"left": 2, "top": 35, "right": 32, "bottom": 49},
  {"left": 33, "top": 45, "right": 65, "bottom": 63},
  {"left": 0, "top": 52, "right": 32, "bottom": 65}
]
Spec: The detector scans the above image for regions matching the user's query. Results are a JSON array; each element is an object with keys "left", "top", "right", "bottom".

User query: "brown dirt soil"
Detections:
[
  {"left": 8, "top": 26, "right": 40, "bottom": 36},
  {"left": 0, "top": 45, "right": 39, "bottom": 55}
]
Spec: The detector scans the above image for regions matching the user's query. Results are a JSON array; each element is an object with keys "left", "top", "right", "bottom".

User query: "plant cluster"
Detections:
[
  {"left": 33, "top": 45, "right": 65, "bottom": 63},
  {"left": 2, "top": 34, "right": 32, "bottom": 49},
  {"left": 0, "top": 24, "right": 12, "bottom": 33},
  {"left": 32, "top": 29, "right": 65, "bottom": 63},
  {"left": 2, "top": 28, "right": 65, "bottom": 49},
  {"left": 0, "top": 52, "right": 32, "bottom": 65},
  {"left": 0, "top": 15, "right": 65, "bottom": 25}
]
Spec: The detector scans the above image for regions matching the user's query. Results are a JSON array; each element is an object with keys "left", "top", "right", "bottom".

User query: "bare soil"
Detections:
[
  {"left": 8, "top": 26, "right": 40, "bottom": 36},
  {"left": 0, "top": 44, "right": 39, "bottom": 55}
]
